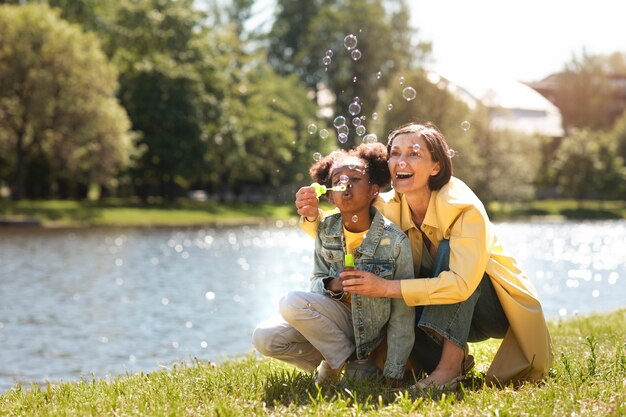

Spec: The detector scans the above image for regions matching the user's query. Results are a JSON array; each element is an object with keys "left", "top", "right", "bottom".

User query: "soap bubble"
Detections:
[
  {"left": 307, "top": 123, "right": 317, "bottom": 134},
  {"left": 351, "top": 49, "right": 362, "bottom": 61},
  {"left": 447, "top": 149, "right": 456, "bottom": 158},
  {"left": 461, "top": 120, "right": 471, "bottom": 131},
  {"left": 322, "top": 55, "right": 332, "bottom": 66},
  {"left": 399, "top": 161, "right": 407, "bottom": 169},
  {"left": 352, "top": 96, "right": 360, "bottom": 103},
  {"left": 356, "top": 125, "right": 366, "bottom": 136},
  {"left": 205, "top": 291, "right": 215, "bottom": 300},
  {"left": 376, "top": 71, "right": 382, "bottom": 79},
  {"left": 326, "top": 49, "right": 333, "bottom": 57},
  {"left": 333, "top": 115, "right": 347, "bottom": 128},
  {"left": 387, "top": 103, "right": 393, "bottom": 111},
  {"left": 348, "top": 102, "right": 361, "bottom": 116},
  {"left": 338, "top": 133, "right": 348, "bottom": 143},
  {"left": 313, "top": 152, "right": 322, "bottom": 161},
  {"left": 352, "top": 76, "right": 358, "bottom": 83},
  {"left": 352, "top": 215, "right": 358, "bottom": 222},
  {"left": 344, "top": 34, "right": 358, "bottom": 50},
  {"left": 337, "top": 125, "right": 349, "bottom": 135},
  {"left": 352, "top": 117, "right": 362, "bottom": 127},
  {"left": 371, "top": 112, "right": 378, "bottom": 120},
  {"left": 412, "top": 143, "right": 421, "bottom": 152},
  {"left": 399, "top": 76, "right": 405, "bottom": 85},
  {"left": 339, "top": 174, "right": 349, "bottom": 184},
  {"left": 402, "top": 86, "right": 416, "bottom": 101},
  {"left": 319, "top": 128, "right": 329, "bottom": 139},
  {"left": 363, "top": 133, "right": 377, "bottom": 143}
]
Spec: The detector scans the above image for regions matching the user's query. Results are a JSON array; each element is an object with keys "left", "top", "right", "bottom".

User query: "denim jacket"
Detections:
[{"left": 310, "top": 207, "right": 415, "bottom": 379}]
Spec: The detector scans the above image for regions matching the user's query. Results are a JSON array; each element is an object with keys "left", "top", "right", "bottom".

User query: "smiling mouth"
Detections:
[{"left": 395, "top": 172, "right": 414, "bottom": 180}]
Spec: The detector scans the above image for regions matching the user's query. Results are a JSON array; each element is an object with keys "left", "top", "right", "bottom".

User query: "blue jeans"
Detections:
[{"left": 410, "top": 240, "right": 509, "bottom": 373}]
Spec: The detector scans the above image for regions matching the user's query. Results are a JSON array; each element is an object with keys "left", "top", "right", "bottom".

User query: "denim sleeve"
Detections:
[
  {"left": 309, "top": 231, "right": 332, "bottom": 296},
  {"left": 383, "top": 234, "right": 416, "bottom": 379}
]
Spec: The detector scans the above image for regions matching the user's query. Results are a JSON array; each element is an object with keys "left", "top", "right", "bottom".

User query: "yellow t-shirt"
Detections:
[{"left": 342, "top": 226, "right": 368, "bottom": 304}]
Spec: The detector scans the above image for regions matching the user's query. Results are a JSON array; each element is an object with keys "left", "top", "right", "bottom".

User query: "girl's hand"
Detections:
[
  {"left": 295, "top": 186, "right": 319, "bottom": 220},
  {"left": 339, "top": 270, "right": 393, "bottom": 298}
]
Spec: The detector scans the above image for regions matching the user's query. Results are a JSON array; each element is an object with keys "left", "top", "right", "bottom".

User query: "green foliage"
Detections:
[
  {"left": 269, "top": 0, "right": 428, "bottom": 149},
  {"left": 551, "top": 129, "right": 625, "bottom": 202},
  {"left": 1, "top": 310, "right": 625, "bottom": 416},
  {"left": 0, "top": 4, "right": 133, "bottom": 200}
]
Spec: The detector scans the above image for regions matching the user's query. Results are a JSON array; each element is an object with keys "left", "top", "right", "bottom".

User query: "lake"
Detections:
[{"left": 0, "top": 220, "right": 624, "bottom": 393}]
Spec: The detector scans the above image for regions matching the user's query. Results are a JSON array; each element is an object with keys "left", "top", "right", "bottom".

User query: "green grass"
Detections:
[
  {"left": 0, "top": 199, "right": 298, "bottom": 227},
  {"left": 2, "top": 310, "right": 625, "bottom": 416},
  {"left": 0, "top": 199, "right": 624, "bottom": 227},
  {"left": 488, "top": 199, "right": 626, "bottom": 220}
]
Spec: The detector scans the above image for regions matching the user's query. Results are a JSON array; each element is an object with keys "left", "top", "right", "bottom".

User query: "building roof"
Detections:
[{"left": 428, "top": 67, "right": 564, "bottom": 137}]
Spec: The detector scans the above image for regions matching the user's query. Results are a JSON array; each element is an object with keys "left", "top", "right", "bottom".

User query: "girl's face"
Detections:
[
  {"left": 388, "top": 133, "right": 440, "bottom": 194},
  {"left": 328, "top": 158, "right": 378, "bottom": 215}
]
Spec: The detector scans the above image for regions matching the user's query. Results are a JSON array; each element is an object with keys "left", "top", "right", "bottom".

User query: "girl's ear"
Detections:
[{"left": 370, "top": 183, "right": 380, "bottom": 198}]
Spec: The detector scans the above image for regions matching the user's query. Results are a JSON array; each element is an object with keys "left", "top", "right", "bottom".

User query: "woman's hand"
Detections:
[
  {"left": 339, "top": 270, "right": 402, "bottom": 299},
  {"left": 295, "top": 186, "right": 319, "bottom": 220}
]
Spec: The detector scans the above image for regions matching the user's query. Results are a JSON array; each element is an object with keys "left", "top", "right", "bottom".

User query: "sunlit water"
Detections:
[{"left": 0, "top": 220, "right": 624, "bottom": 392}]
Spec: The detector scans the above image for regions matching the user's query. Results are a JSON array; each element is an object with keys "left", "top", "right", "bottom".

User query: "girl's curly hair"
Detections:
[{"left": 309, "top": 142, "right": 390, "bottom": 189}]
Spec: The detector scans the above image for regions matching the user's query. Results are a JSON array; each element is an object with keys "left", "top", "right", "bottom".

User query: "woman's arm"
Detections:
[
  {"left": 341, "top": 206, "right": 492, "bottom": 306},
  {"left": 401, "top": 207, "right": 491, "bottom": 306}
]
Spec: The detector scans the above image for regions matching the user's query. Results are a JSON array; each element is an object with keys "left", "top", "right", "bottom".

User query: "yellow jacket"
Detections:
[{"left": 302, "top": 177, "right": 553, "bottom": 384}]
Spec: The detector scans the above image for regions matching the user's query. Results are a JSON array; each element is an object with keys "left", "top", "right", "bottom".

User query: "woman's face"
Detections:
[{"left": 388, "top": 133, "right": 440, "bottom": 194}]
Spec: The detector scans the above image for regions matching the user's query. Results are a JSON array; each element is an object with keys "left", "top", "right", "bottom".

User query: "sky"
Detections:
[{"left": 410, "top": 0, "right": 626, "bottom": 82}]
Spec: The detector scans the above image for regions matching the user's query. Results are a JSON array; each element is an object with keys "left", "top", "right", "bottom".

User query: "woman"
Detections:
[{"left": 296, "top": 122, "right": 553, "bottom": 389}]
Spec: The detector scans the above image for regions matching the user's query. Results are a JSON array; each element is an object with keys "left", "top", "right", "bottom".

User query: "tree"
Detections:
[
  {"left": 553, "top": 51, "right": 626, "bottom": 132},
  {"left": 202, "top": 25, "right": 323, "bottom": 200},
  {"left": 107, "top": 0, "right": 212, "bottom": 199},
  {"left": 550, "top": 129, "right": 624, "bottom": 203},
  {"left": 0, "top": 4, "right": 133, "bottom": 199},
  {"left": 268, "top": 0, "right": 429, "bottom": 149}
]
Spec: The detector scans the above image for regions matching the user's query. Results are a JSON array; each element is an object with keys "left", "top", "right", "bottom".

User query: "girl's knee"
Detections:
[
  {"left": 279, "top": 291, "right": 308, "bottom": 322},
  {"left": 252, "top": 324, "right": 279, "bottom": 356}
]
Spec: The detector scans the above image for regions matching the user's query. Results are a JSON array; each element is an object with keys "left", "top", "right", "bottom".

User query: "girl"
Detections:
[{"left": 253, "top": 142, "right": 415, "bottom": 384}]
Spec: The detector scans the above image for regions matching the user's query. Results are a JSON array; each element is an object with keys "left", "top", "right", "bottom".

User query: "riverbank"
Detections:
[
  {"left": 1, "top": 198, "right": 624, "bottom": 227},
  {"left": 1, "top": 309, "right": 624, "bottom": 416}
]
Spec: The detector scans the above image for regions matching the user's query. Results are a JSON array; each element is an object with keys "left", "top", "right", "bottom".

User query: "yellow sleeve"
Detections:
[
  {"left": 298, "top": 207, "right": 339, "bottom": 238},
  {"left": 401, "top": 205, "right": 492, "bottom": 306}
]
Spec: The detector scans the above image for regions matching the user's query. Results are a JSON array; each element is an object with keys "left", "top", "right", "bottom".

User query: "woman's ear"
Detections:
[
  {"left": 370, "top": 184, "right": 380, "bottom": 197},
  {"left": 430, "top": 162, "right": 441, "bottom": 176}
]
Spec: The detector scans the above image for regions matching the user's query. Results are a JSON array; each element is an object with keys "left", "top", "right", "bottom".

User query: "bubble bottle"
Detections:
[{"left": 311, "top": 182, "right": 347, "bottom": 198}]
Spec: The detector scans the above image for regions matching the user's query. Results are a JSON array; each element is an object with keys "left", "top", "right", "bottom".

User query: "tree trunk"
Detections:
[{"left": 11, "top": 131, "right": 25, "bottom": 201}]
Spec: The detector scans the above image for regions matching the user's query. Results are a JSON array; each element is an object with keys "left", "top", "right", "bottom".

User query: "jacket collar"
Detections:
[
  {"left": 322, "top": 206, "right": 386, "bottom": 258},
  {"left": 395, "top": 190, "right": 439, "bottom": 232}
]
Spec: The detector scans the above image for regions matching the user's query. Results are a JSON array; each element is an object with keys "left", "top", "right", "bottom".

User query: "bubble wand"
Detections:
[{"left": 310, "top": 182, "right": 347, "bottom": 198}]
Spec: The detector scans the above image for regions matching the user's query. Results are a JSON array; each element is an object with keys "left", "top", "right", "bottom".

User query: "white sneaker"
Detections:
[
  {"left": 344, "top": 357, "right": 380, "bottom": 382},
  {"left": 314, "top": 360, "right": 343, "bottom": 384}
]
